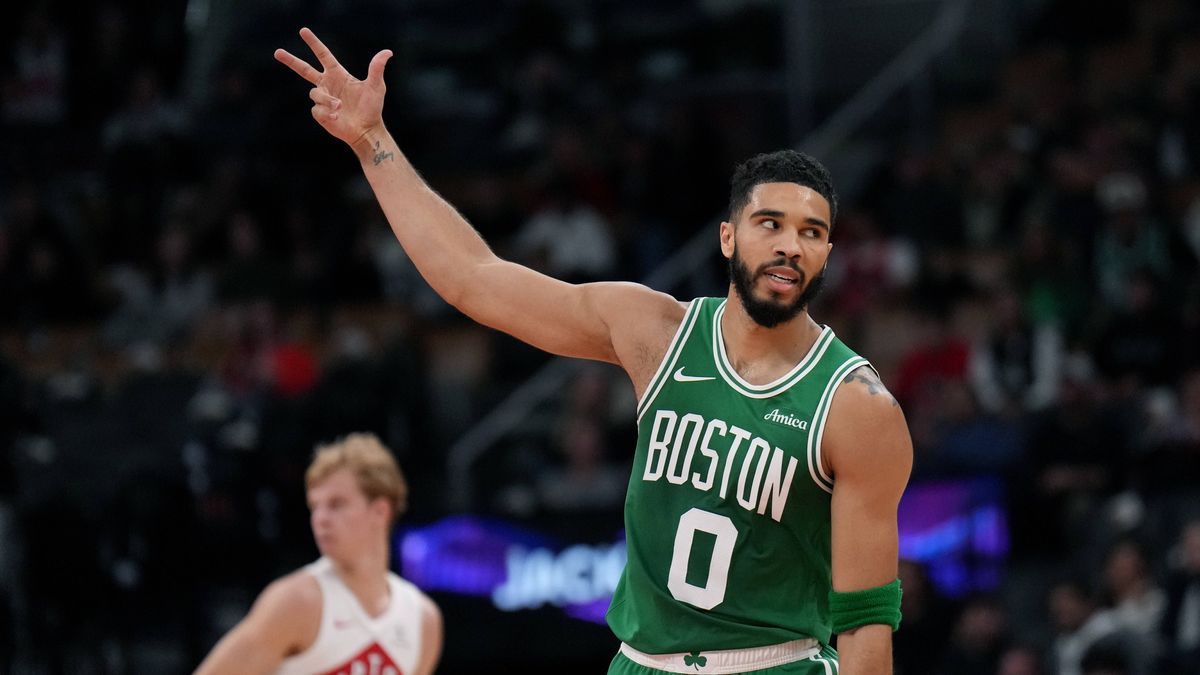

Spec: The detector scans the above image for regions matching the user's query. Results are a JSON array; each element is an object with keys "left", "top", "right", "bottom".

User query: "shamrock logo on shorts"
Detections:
[{"left": 683, "top": 652, "right": 707, "bottom": 670}]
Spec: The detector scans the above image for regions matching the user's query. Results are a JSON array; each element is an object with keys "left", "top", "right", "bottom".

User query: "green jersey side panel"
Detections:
[{"left": 607, "top": 297, "right": 869, "bottom": 653}]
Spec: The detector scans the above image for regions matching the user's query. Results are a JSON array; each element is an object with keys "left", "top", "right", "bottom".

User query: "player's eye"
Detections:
[{"left": 762, "top": 219, "right": 779, "bottom": 229}]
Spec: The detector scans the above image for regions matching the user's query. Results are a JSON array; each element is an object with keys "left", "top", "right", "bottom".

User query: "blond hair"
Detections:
[{"left": 306, "top": 433, "right": 408, "bottom": 524}]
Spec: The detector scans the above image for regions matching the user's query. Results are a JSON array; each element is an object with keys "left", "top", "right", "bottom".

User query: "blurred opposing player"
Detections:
[{"left": 195, "top": 433, "right": 442, "bottom": 675}]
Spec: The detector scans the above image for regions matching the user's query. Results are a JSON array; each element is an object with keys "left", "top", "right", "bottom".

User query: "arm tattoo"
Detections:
[
  {"left": 843, "top": 366, "right": 900, "bottom": 407},
  {"left": 372, "top": 140, "right": 395, "bottom": 165}
]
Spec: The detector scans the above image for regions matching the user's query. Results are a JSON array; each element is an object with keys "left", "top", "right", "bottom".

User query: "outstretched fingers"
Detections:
[
  {"left": 274, "top": 48, "right": 321, "bottom": 85},
  {"left": 299, "top": 27, "right": 341, "bottom": 71}
]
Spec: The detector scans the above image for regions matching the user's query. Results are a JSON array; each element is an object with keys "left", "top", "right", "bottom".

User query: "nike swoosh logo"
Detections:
[{"left": 673, "top": 367, "right": 716, "bottom": 383}]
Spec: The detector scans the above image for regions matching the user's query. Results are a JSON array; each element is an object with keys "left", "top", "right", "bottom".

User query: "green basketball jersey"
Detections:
[{"left": 607, "top": 297, "right": 871, "bottom": 653}]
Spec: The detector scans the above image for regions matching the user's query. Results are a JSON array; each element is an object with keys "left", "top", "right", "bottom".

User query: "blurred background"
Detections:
[{"left": 1, "top": 0, "right": 1199, "bottom": 673}]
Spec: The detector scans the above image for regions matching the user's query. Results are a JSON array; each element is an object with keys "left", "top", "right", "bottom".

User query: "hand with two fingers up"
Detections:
[{"left": 274, "top": 27, "right": 393, "bottom": 147}]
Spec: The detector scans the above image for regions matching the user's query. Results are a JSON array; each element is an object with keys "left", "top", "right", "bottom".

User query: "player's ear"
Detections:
[
  {"left": 370, "top": 497, "right": 391, "bottom": 522},
  {"left": 719, "top": 220, "right": 735, "bottom": 259}
]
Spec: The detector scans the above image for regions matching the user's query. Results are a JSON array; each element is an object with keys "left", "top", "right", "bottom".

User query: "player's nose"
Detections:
[{"left": 774, "top": 231, "right": 804, "bottom": 261}]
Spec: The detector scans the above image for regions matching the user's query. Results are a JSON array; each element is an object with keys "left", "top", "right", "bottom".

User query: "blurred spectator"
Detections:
[
  {"left": 924, "top": 378, "right": 1027, "bottom": 476},
  {"left": 960, "top": 144, "right": 1028, "bottom": 251},
  {"left": 1160, "top": 520, "right": 1200, "bottom": 673},
  {"left": 3, "top": 181, "right": 93, "bottom": 324},
  {"left": 894, "top": 306, "right": 1025, "bottom": 477},
  {"left": 195, "top": 62, "right": 261, "bottom": 155},
  {"left": 1015, "top": 361, "right": 1125, "bottom": 557},
  {"left": 101, "top": 65, "right": 192, "bottom": 263},
  {"left": 1137, "top": 367, "right": 1200, "bottom": 500},
  {"left": 1145, "top": 369, "right": 1200, "bottom": 451},
  {"left": 642, "top": 101, "right": 728, "bottom": 244},
  {"left": 610, "top": 134, "right": 674, "bottom": 280},
  {"left": 339, "top": 206, "right": 390, "bottom": 304},
  {"left": 1099, "top": 539, "right": 1165, "bottom": 670},
  {"left": 536, "top": 415, "right": 626, "bottom": 513},
  {"left": 937, "top": 595, "right": 1009, "bottom": 675},
  {"left": 534, "top": 366, "right": 630, "bottom": 513},
  {"left": 968, "top": 286, "right": 1064, "bottom": 416},
  {"left": 2, "top": 7, "right": 67, "bottom": 126},
  {"left": 910, "top": 249, "right": 976, "bottom": 318},
  {"left": 894, "top": 559, "right": 955, "bottom": 675},
  {"left": 218, "top": 302, "right": 318, "bottom": 402},
  {"left": 1092, "top": 172, "right": 1172, "bottom": 312},
  {"left": 100, "top": 67, "right": 187, "bottom": 151},
  {"left": 1153, "top": 63, "right": 1200, "bottom": 182},
  {"left": 71, "top": 4, "right": 135, "bottom": 127},
  {"left": 104, "top": 222, "right": 214, "bottom": 351},
  {"left": 894, "top": 308, "right": 971, "bottom": 412},
  {"left": 1012, "top": 221, "right": 1089, "bottom": 334},
  {"left": 1080, "top": 641, "right": 1132, "bottom": 675},
  {"left": 279, "top": 206, "right": 327, "bottom": 305},
  {"left": 997, "top": 644, "right": 1044, "bottom": 675},
  {"left": 1092, "top": 270, "right": 1180, "bottom": 389},
  {"left": 305, "top": 325, "right": 391, "bottom": 448},
  {"left": 1040, "top": 146, "right": 1105, "bottom": 279},
  {"left": 217, "top": 211, "right": 286, "bottom": 305},
  {"left": 875, "top": 147, "right": 962, "bottom": 250},
  {"left": 822, "top": 209, "right": 918, "bottom": 322},
  {"left": 513, "top": 174, "right": 617, "bottom": 283},
  {"left": 1050, "top": 579, "right": 1121, "bottom": 675},
  {"left": 100, "top": 473, "right": 203, "bottom": 671}
]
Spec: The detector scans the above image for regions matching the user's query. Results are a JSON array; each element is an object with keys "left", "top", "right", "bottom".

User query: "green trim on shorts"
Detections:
[{"left": 608, "top": 644, "right": 839, "bottom": 675}]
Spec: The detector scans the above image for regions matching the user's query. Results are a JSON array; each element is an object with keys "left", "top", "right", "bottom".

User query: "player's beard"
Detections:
[{"left": 728, "top": 245, "right": 826, "bottom": 328}]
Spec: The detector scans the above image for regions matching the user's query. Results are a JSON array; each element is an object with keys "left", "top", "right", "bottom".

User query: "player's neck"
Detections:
[
  {"left": 329, "top": 541, "right": 391, "bottom": 614},
  {"left": 720, "top": 295, "right": 822, "bottom": 382}
]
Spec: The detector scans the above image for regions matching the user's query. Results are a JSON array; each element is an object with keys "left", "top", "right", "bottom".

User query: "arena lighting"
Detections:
[
  {"left": 396, "top": 479, "right": 1008, "bottom": 624},
  {"left": 897, "top": 478, "right": 1010, "bottom": 597},
  {"left": 397, "top": 516, "right": 625, "bottom": 623}
]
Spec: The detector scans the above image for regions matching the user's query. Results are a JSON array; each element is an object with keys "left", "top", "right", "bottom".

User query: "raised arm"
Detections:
[
  {"left": 822, "top": 366, "right": 913, "bottom": 675},
  {"left": 193, "top": 573, "right": 321, "bottom": 675},
  {"left": 274, "top": 28, "right": 681, "bottom": 373}
]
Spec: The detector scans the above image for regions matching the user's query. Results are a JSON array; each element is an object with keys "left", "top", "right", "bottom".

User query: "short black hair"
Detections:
[{"left": 728, "top": 149, "right": 838, "bottom": 225}]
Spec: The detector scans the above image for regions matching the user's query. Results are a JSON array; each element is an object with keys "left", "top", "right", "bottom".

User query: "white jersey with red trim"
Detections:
[{"left": 275, "top": 557, "right": 427, "bottom": 675}]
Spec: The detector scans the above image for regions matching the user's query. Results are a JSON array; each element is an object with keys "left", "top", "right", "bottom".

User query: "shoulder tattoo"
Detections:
[{"left": 842, "top": 365, "right": 899, "bottom": 407}]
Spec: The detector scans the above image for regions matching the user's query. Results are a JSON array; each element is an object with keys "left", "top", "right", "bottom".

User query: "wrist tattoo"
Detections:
[{"left": 372, "top": 140, "right": 394, "bottom": 165}]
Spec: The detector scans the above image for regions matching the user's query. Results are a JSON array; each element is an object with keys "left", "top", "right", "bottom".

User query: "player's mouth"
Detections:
[{"left": 761, "top": 266, "right": 801, "bottom": 293}]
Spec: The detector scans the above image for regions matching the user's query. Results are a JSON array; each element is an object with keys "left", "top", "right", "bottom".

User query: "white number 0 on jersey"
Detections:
[{"left": 667, "top": 508, "right": 738, "bottom": 610}]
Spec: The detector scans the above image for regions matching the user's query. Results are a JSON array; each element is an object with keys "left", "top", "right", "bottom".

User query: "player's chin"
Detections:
[{"left": 756, "top": 284, "right": 798, "bottom": 303}]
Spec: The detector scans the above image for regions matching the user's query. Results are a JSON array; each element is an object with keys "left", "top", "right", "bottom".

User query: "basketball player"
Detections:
[
  {"left": 276, "top": 27, "right": 912, "bottom": 675},
  {"left": 194, "top": 433, "right": 442, "bottom": 675}
]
